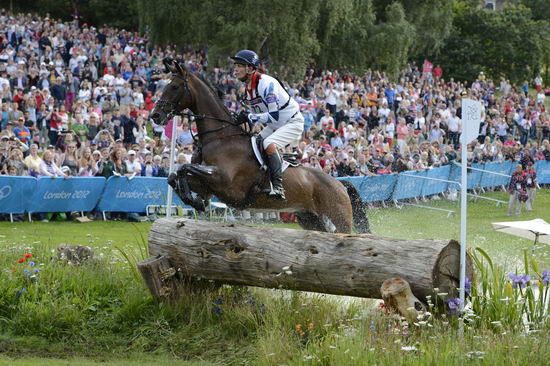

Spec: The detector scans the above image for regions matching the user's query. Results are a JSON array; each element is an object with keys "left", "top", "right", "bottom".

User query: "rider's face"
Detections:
[{"left": 233, "top": 63, "right": 249, "bottom": 81}]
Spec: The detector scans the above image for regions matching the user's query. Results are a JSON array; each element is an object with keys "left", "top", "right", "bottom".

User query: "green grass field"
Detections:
[{"left": 0, "top": 189, "right": 549, "bottom": 365}]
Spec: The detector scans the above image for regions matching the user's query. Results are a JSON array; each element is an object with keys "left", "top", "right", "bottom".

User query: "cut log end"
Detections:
[{"left": 432, "top": 239, "right": 474, "bottom": 301}]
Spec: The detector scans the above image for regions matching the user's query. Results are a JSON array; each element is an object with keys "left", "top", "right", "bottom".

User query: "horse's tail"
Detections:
[{"left": 340, "top": 180, "right": 371, "bottom": 234}]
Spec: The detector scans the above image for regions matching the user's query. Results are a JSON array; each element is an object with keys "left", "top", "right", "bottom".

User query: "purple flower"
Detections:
[
  {"left": 29, "top": 261, "right": 35, "bottom": 267},
  {"left": 465, "top": 276, "right": 472, "bottom": 295},
  {"left": 447, "top": 298, "right": 463, "bottom": 316},
  {"left": 214, "top": 298, "right": 223, "bottom": 305},
  {"left": 34, "top": 268, "right": 40, "bottom": 273},
  {"left": 508, "top": 274, "right": 530, "bottom": 289},
  {"left": 542, "top": 270, "right": 549, "bottom": 286},
  {"left": 447, "top": 298, "right": 463, "bottom": 310}
]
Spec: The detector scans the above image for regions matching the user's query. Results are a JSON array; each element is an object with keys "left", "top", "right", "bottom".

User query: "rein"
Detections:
[{"left": 157, "top": 73, "right": 252, "bottom": 145}]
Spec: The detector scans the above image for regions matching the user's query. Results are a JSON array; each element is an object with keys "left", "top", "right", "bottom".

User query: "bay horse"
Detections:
[{"left": 150, "top": 58, "right": 369, "bottom": 234}]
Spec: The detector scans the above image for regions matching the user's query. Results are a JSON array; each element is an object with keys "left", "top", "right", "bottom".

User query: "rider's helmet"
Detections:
[{"left": 230, "top": 50, "right": 259, "bottom": 69}]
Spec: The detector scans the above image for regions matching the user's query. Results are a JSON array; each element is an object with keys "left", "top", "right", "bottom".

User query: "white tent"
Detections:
[{"left": 492, "top": 219, "right": 550, "bottom": 246}]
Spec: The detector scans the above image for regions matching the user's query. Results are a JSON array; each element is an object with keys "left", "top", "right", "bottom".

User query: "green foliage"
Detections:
[
  {"left": 367, "top": 2, "right": 415, "bottom": 78},
  {"left": 436, "top": 1, "right": 548, "bottom": 84}
]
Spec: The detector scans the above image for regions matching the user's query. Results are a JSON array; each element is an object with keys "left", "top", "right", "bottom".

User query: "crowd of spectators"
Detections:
[{"left": 1, "top": 10, "right": 549, "bottom": 189}]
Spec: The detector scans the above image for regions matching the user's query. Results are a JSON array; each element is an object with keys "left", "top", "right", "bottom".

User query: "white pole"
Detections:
[
  {"left": 166, "top": 116, "right": 179, "bottom": 217},
  {"left": 459, "top": 137, "right": 467, "bottom": 309}
]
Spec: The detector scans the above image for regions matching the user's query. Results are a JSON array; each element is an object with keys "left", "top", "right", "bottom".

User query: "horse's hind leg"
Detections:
[
  {"left": 296, "top": 211, "right": 325, "bottom": 231},
  {"left": 314, "top": 200, "right": 353, "bottom": 234}
]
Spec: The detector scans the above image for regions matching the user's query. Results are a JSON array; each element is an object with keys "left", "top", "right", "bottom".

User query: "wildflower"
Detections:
[
  {"left": 23, "top": 253, "right": 32, "bottom": 258},
  {"left": 17, "top": 258, "right": 25, "bottom": 263},
  {"left": 214, "top": 297, "right": 223, "bottom": 305},
  {"left": 542, "top": 270, "right": 549, "bottom": 286},
  {"left": 34, "top": 268, "right": 39, "bottom": 273},
  {"left": 214, "top": 307, "right": 222, "bottom": 315},
  {"left": 23, "top": 269, "right": 30, "bottom": 276},
  {"left": 508, "top": 274, "right": 530, "bottom": 288},
  {"left": 464, "top": 276, "right": 472, "bottom": 295},
  {"left": 29, "top": 261, "right": 35, "bottom": 267},
  {"left": 447, "top": 298, "right": 463, "bottom": 310},
  {"left": 15, "top": 287, "right": 26, "bottom": 297},
  {"left": 401, "top": 346, "right": 417, "bottom": 352}
]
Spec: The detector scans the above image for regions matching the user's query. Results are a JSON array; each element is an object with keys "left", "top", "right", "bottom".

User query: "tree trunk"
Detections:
[{"left": 143, "top": 218, "right": 473, "bottom": 303}]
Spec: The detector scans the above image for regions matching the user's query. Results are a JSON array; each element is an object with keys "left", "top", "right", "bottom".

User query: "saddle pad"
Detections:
[{"left": 251, "top": 136, "right": 293, "bottom": 172}]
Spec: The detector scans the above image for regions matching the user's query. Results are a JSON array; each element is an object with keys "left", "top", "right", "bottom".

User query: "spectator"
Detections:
[{"left": 507, "top": 164, "right": 527, "bottom": 217}]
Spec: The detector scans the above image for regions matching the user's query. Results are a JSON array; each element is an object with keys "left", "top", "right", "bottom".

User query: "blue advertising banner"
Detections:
[
  {"left": 339, "top": 175, "right": 398, "bottom": 202},
  {"left": 0, "top": 176, "right": 36, "bottom": 214},
  {"left": 29, "top": 177, "right": 106, "bottom": 213},
  {"left": 392, "top": 170, "right": 426, "bottom": 201},
  {"left": 536, "top": 160, "right": 550, "bottom": 184},
  {"left": 421, "top": 165, "right": 451, "bottom": 197},
  {"left": 467, "top": 163, "right": 484, "bottom": 189},
  {"left": 96, "top": 176, "right": 184, "bottom": 213},
  {"left": 479, "top": 161, "right": 513, "bottom": 188}
]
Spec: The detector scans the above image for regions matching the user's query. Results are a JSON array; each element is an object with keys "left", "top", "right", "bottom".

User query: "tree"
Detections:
[
  {"left": 435, "top": 2, "right": 548, "bottom": 84},
  {"left": 367, "top": 2, "right": 415, "bottom": 78}
]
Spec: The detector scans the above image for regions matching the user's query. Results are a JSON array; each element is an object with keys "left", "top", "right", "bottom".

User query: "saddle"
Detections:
[{"left": 251, "top": 135, "right": 300, "bottom": 173}]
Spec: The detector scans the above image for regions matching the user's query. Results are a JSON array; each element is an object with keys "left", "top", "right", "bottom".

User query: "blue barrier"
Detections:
[
  {"left": 0, "top": 176, "right": 36, "bottom": 214},
  {"left": 536, "top": 160, "right": 550, "bottom": 184},
  {"left": 0, "top": 161, "right": 545, "bottom": 214},
  {"left": 467, "top": 163, "right": 484, "bottom": 189},
  {"left": 339, "top": 175, "right": 398, "bottom": 203},
  {"left": 30, "top": 177, "right": 106, "bottom": 213},
  {"left": 448, "top": 164, "right": 461, "bottom": 190},
  {"left": 421, "top": 165, "right": 451, "bottom": 197},
  {"left": 96, "top": 176, "right": 184, "bottom": 213},
  {"left": 479, "top": 161, "right": 513, "bottom": 188},
  {"left": 392, "top": 170, "right": 426, "bottom": 200}
]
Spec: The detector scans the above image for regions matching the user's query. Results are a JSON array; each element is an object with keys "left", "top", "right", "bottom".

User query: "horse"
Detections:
[{"left": 150, "top": 58, "right": 370, "bottom": 234}]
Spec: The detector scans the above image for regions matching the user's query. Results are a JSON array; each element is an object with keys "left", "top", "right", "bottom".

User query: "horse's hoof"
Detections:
[{"left": 167, "top": 173, "right": 177, "bottom": 186}]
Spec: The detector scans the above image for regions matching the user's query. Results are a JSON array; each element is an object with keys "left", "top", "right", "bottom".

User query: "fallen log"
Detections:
[{"left": 140, "top": 218, "right": 473, "bottom": 303}]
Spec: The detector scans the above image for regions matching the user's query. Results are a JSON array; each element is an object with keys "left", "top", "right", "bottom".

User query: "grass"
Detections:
[{"left": 0, "top": 189, "right": 549, "bottom": 365}]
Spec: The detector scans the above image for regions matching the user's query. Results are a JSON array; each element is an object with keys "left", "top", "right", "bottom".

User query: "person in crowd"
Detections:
[
  {"left": 23, "top": 143, "right": 43, "bottom": 176},
  {"left": 524, "top": 161, "right": 539, "bottom": 212},
  {"left": 38, "top": 149, "right": 68, "bottom": 178},
  {"left": 507, "top": 164, "right": 527, "bottom": 217}
]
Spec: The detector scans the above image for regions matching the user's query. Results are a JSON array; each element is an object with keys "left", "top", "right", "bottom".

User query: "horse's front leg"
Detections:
[{"left": 168, "top": 164, "right": 222, "bottom": 212}]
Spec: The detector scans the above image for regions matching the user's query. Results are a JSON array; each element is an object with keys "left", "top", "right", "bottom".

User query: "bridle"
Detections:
[{"left": 155, "top": 73, "right": 251, "bottom": 144}]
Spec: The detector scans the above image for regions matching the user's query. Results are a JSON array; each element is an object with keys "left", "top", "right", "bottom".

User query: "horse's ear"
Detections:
[
  {"left": 163, "top": 57, "right": 177, "bottom": 74},
  {"left": 174, "top": 62, "right": 188, "bottom": 77}
]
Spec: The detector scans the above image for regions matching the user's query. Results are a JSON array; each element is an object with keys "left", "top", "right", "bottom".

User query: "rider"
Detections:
[{"left": 231, "top": 50, "right": 304, "bottom": 201}]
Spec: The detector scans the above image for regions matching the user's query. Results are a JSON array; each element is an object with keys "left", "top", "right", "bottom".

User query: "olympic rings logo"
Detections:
[{"left": 0, "top": 185, "right": 12, "bottom": 200}]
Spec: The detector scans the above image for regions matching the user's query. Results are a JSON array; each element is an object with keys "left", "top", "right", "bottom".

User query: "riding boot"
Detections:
[{"left": 266, "top": 152, "right": 286, "bottom": 201}]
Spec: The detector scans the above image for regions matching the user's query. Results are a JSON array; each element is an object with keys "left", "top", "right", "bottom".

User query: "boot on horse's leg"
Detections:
[
  {"left": 265, "top": 151, "right": 285, "bottom": 201},
  {"left": 168, "top": 172, "right": 207, "bottom": 212}
]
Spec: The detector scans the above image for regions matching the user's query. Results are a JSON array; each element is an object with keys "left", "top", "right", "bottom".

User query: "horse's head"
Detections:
[{"left": 150, "top": 58, "right": 194, "bottom": 125}]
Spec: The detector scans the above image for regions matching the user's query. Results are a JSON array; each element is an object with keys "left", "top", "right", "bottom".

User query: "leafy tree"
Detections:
[
  {"left": 435, "top": 2, "right": 548, "bottom": 84},
  {"left": 367, "top": 2, "right": 415, "bottom": 78}
]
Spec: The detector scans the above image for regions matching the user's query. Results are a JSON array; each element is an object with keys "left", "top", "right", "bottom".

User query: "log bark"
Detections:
[{"left": 144, "top": 218, "right": 473, "bottom": 303}]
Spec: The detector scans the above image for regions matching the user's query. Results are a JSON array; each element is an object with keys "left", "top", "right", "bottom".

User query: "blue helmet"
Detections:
[{"left": 230, "top": 50, "right": 259, "bottom": 68}]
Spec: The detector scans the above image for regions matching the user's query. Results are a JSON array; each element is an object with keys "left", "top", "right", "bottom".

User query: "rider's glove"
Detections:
[
  {"left": 235, "top": 110, "right": 249, "bottom": 125},
  {"left": 248, "top": 113, "right": 260, "bottom": 123}
]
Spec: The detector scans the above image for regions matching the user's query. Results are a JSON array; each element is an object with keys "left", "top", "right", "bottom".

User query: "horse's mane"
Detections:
[
  {"left": 192, "top": 71, "right": 232, "bottom": 117},
  {"left": 195, "top": 72, "right": 225, "bottom": 101}
]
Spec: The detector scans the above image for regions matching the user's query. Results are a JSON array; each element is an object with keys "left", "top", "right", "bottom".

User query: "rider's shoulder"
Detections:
[{"left": 257, "top": 74, "right": 280, "bottom": 89}]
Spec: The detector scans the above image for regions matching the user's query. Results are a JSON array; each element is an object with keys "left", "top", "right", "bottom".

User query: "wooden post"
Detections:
[{"left": 137, "top": 256, "right": 181, "bottom": 302}]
